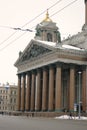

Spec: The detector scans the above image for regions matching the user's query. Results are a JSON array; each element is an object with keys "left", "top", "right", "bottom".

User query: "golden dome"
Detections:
[{"left": 42, "top": 10, "right": 52, "bottom": 22}]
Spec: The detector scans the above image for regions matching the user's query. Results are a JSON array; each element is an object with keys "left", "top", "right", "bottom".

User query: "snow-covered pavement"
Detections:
[{"left": 55, "top": 115, "right": 87, "bottom": 120}]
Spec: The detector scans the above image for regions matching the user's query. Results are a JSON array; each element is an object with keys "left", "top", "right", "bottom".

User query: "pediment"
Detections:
[
  {"left": 15, "top": 40, "right": 54, "bottom": 65},
  {"left": 21, "top": 44, "right": 52, "bottom": 62}
]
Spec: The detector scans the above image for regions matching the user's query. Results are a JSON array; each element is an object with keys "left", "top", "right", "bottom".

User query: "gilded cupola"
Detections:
[
  {"left": 35, "top": 10, "right": 61, "bottom": 43},
  {"left": 42, "top": 9, "right": 52, "bottom": 22}
]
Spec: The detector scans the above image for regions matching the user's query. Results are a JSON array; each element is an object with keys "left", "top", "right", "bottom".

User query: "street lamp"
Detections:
[{"left": 78, "top": 71, "right": 82, "bottom": 119}]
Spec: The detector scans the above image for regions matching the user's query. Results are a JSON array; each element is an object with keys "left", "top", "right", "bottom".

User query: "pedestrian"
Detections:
[
  {"left": 2, "top": 111, "right": 3, "bottom": 115},
  {"left": 69, "top": 112, "right": 72, "bottom": 119}
]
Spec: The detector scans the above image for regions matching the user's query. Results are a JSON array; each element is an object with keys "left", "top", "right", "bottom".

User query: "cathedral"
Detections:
[{"left": 14, "top": 1, "right": 87, "bottom": 116}]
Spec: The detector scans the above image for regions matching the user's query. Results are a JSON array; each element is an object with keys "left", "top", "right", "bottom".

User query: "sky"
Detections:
[{"left": 0, "top": 0, "right": 85, "bottom": 85}]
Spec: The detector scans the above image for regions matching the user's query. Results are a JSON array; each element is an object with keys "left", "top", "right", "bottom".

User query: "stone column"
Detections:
[
  {"left": 55, "top": 64, "right": 62, "bottom": 111},
  {"left": 48, "top": 66, "right": 54, "bottom": 111},
  {"left": 42, "top": 30, "right": 46, "bottom": 41},
  {"left": 53, "top": 32, "right": 56, "bottom": 43},
  {"left": 35, "top": 70, "right": 41, "bottom": 111},
  {"left": 25, "top": 73, "right": 31, "bottom": 111},
  {"left": 42, "top": 68, "right": 48, "bottom": 111},
  {"left": 82, "top": 67, "right": 86, "bottom": 112},
  {"left": 21, "top": 74, "right": 26, "bottom": 111},
  {"left": 30, "top": 72, "right": 35, "bottom": 111},
  {"left": 69, "top": 66, "right": 75, "bottom": 111},
  {"left": 17, "top": 74, "right": 21, "bottom": 111}
]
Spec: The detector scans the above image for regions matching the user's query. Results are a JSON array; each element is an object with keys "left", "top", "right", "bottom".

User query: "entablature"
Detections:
[{"left": 17, "top": 49, "right": 87, "bottom": 74}]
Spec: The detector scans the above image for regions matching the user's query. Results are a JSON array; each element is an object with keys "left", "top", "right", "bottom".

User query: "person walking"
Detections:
[{"left": 69, "top": 112, "right": 72, "bottom": 119}]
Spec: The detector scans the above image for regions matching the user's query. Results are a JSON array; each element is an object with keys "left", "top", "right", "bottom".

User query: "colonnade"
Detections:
[{"left": 17, "top": 64, "right": 86, "bottom": 112}]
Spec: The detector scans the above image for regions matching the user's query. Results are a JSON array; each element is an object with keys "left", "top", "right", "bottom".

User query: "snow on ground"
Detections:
[{"left": 55, "top": 115, "right": 87, "bottom": 120}]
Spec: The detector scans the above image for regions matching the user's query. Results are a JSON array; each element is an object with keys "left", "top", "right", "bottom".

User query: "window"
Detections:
[
  {"left": 14, "top": 98, "right": 16, "bottom": 103},
  {"left": 47, "top": 33, "right": 52, "bottom": 41},
  {"left": 10, "top": 98, "right": 12, "bottom": 103},
  {"left": 14, "top": 91, "right": 16, "bottom": 95},
  {"left": 11, "top": 91, "right": 13, "bottom": 94},
  {"left": 6, "top": 96, "right": 7, "bottom": 99}
]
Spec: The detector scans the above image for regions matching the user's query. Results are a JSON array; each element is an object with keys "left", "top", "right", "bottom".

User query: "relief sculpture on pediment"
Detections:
[{"left": 21, "top": 44, "right": 51, "bottom": 62}]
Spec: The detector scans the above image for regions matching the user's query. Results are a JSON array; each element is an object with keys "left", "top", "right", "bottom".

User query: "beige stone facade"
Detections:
[{"left": 0, "top": 84, "right": 17, "bottom": 112}]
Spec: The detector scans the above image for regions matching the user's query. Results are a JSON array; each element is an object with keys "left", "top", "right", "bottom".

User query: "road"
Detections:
[{"left": 0, "top": 115, "right": 87, "bottom": 130}]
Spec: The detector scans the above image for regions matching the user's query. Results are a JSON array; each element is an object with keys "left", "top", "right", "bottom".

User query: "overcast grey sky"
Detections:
[{"left": 0, "top": 0, "right": 85, "bottom": 84}]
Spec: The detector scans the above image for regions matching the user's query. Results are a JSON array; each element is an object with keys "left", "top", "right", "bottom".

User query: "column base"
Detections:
[
  {"left": 55, "top": 109, "right": 63, "bottom": 112},
  {"left": 16, "top": 110, "right": 21, "bottom": 112},
  {"left": 30, "top": 110, "right": 35, "bottom": 112},
  {"left": 42, "top": 110, "right": 47, "bottom": 112},
  {"left": 48, "top": 110, "right": 54, "bottom": 112},
  {"left": 69, "top": 109, "right": 74, "bottom": 112},
  {"left": 35, "top": 110, "right": 41, "bottom": 112},
  {"left": 25, "top": 110, "right": 30, "bottom": 112},
  {"left": 21, "top": 110, "right": 25, "bottom": 112}
]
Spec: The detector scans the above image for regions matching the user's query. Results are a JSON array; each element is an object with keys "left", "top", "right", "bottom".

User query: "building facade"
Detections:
[
  {"left": 14, "top": 1, "right": 87, "bottom": 114},
  {"left": 0, "top": 84, "right": 17, "bottom": 112}
]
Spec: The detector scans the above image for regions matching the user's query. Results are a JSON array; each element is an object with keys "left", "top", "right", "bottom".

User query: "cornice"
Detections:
[
  {"left": 17, "top": 49, "right": 87, "bottom": 74},
  {"left": 56, "top": 47, "right": 87, "bottom": 57},
  {"left": 17, "top": 46, "right": 87, "bottom": 66}
]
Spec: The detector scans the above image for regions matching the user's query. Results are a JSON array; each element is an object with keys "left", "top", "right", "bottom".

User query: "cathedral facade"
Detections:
[{"left": 14, "top": 2, "right": 87, "bottom": 114}]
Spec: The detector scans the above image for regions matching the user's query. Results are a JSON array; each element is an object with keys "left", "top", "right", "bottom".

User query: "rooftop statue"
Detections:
[{"left": 57, "top": 31, "right": 61, "bottom": 43}]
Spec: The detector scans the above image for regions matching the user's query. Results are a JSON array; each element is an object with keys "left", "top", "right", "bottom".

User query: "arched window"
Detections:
[{"left": 47, "top": 33, "right": 52, "bottom": 41}]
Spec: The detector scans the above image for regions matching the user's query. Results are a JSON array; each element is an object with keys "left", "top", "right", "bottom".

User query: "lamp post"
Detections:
[{"left": 78, "top": 71, "right": 82, "bottom": 119}]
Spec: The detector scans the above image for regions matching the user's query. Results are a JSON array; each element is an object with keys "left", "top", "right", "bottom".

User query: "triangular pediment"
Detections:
[
  {"left": 21, "top": 44, "right": 52, "bottom": 62},
  {"left": 15, "top": 39, "right": 55, "bottom": 65}
]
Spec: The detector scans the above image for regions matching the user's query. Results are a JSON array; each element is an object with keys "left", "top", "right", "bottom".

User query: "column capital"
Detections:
[
  {"left": 17, "top": 74, "right": 21, "bottom": 78},
  {"left": 37, "top": 68, "right": 42, "bottom": 72},
  {"left": 26, "top": 71, "right": 30, "bottom": 75},
  {"left": 82, "top": 65, "right": 86, "bottom": 71},
  {"left": 42, "top": 66, "right": 48, "bottom": 71},
  {"left": 48, "top": 64, "right": 55, "bottom": 69},
  {"left": 31, "top": 70, "right": 36, "bottom": 74},
  {"left": 21, "top": 73, "right": 26, "bottom": 77},
  {"left": 70, "top": 64, "right": 76, "bottom": 69},
  {"left": 56, "top": 62, "right": 63, "bottom": 67}
]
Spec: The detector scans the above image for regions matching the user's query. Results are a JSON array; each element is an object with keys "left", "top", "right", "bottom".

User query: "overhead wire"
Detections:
[
  {"left": 20, "top": 0, "right": 63, "bottom": 27},
  {"left": 0, "top": 32, "right": 27, "bottom": 52},
  {"left": 0, "top": 0, "right": 79, "bottom": 51},
  {"left": 0, "top": 0, "right": 62, "bottom": 47},
  {"left": 51, "top": 0, "right": 79, "bottom": 17},
  {"left": 0, "top": 26, "right": 33, "bottom": 47}
]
